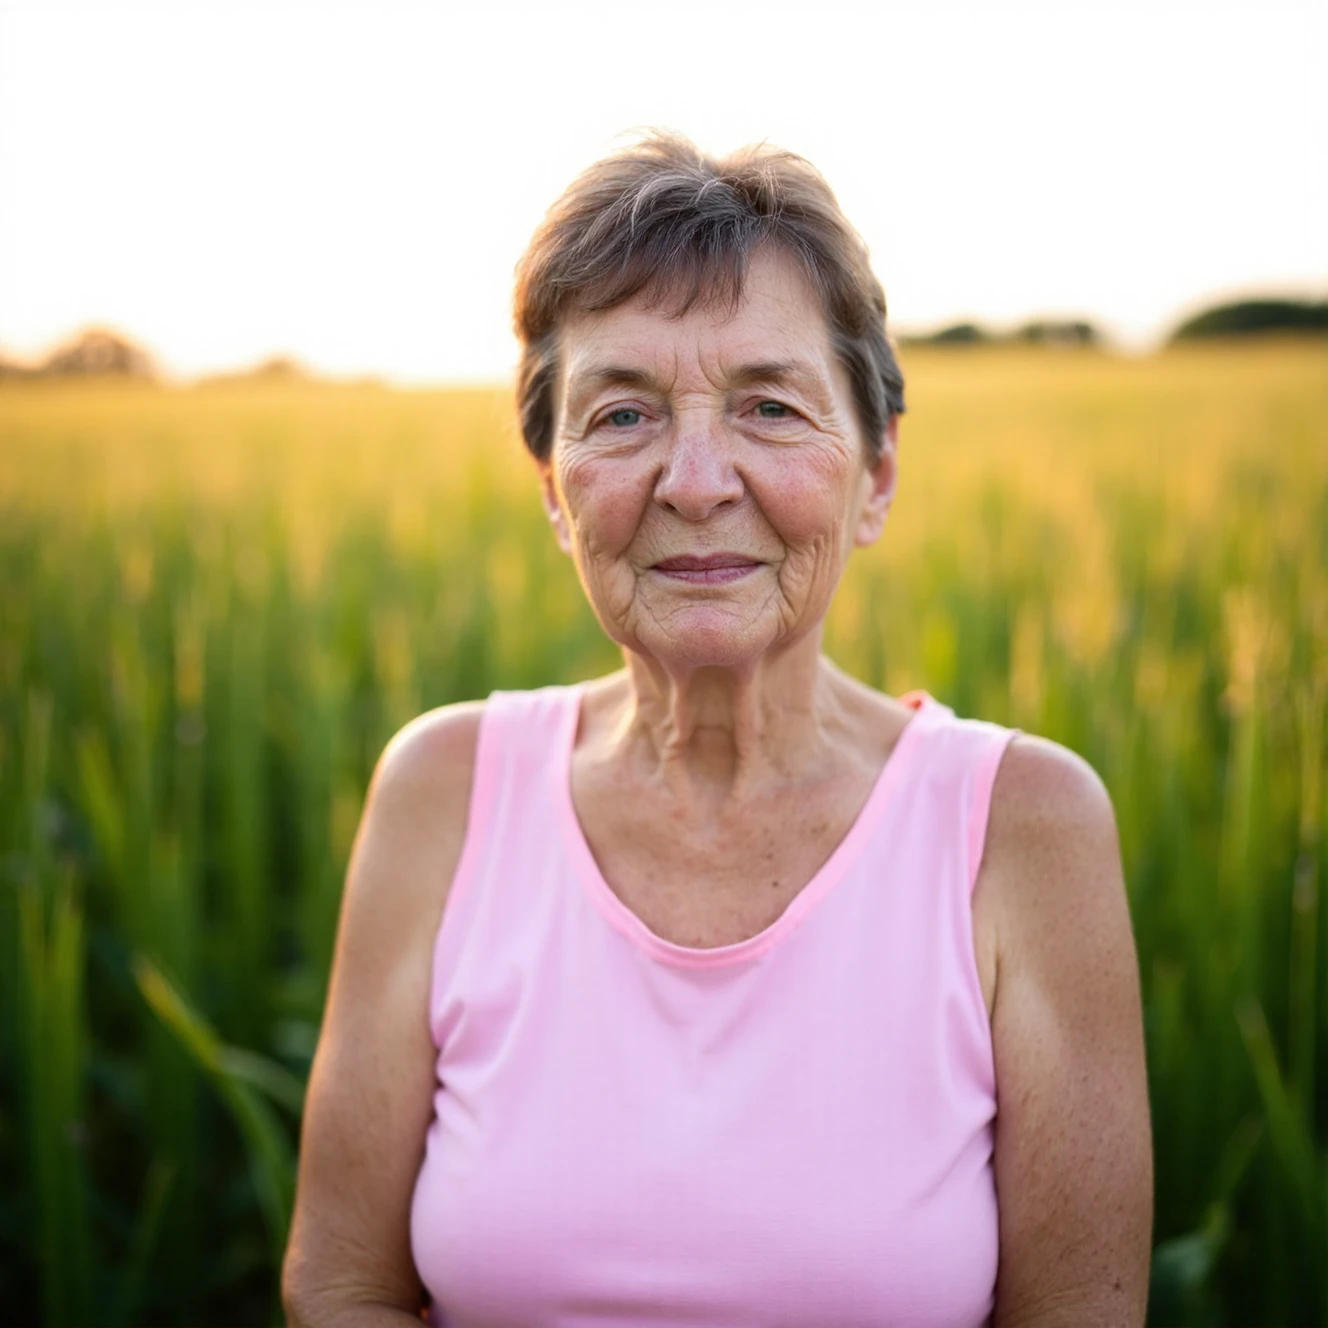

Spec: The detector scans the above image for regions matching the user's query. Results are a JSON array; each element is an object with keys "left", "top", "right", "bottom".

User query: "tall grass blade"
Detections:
[
  {"left": 17, "top": 868, "right": 92, "bottom": 1327},
  {"left": 109, "top": 1154, "right": 176, "bottom": 1328},
  {"left": 132, "top": 954, "right": 296, "bottom": 1283},
  {"left": 1236, "top": 997, "right": 1327, "bottom": 1319}
]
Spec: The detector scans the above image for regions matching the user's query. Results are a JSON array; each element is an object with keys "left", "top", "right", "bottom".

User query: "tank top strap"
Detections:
[
  {"left": 965, "top": 718, "right": 1022, "bottom": 894},
  {"left": 907, "top": 698, "right": 1022, "bottom": 898},
  {"left": 425, "top": 684, "right": 582, "bottom": 1050},
  {"left": 438, "top": 686, "right": 572, "bottom": 916},
  {"left": 480, "top": 685, "right": 579, "bottom": 796}
]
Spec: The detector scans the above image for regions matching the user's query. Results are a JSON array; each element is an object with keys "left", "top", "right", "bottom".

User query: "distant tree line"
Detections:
[
  {"left": 0, "top": 328, "right": 158, "bottom": 381},
  {"left": 900, "top": 298, "right": 1328, "bottom": 349},
  {"left": 0, "top": 330, "right": 312, "bottom": 385},
  {"left": 1168, "top": 298, "right": 1328, "bottom": 341},
  {"left": 5, "top": 298, "right": 1325, "bottom": 382},
  {"left": 899, "top": 319, "right": 1104, "bottom": 349}
]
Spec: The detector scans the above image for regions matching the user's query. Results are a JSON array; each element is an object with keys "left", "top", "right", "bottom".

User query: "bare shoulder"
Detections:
[
  {"left": 988, "top": 731, "right": 1115, "bottom": 845},
  {"left": 977, "top": 733, "right": 1153, "bottom": 1327},
  {"left": 980, "top": 733, "right": 1124, "bottom": 958},
  {"left": 346, "top": 699, "right": 487, "bottom": 945},
  {"left": 372, "top": 699, "right": 487, "bottom": 826}
]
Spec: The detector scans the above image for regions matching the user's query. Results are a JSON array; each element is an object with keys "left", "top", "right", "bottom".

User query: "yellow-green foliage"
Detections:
[{"left": 1, "top": 342, "right": 1325, "bottom": 1325}]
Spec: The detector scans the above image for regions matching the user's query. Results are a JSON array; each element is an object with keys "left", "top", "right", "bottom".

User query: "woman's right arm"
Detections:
[{"left": 282, "top": 703, "right": 484, "bottom": 1328}]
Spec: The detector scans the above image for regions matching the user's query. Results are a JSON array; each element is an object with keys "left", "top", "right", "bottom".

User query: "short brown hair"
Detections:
[{"left": 512, "top": 131, "right": 905, "bottom": 462}]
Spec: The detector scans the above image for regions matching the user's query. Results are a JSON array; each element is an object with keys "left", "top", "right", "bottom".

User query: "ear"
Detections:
[
  {"left": 853, "top": 415, "right": 899, "bottom": 548},
  {"left": 537, "top": 460, "right": 573, "bottom": 555}
]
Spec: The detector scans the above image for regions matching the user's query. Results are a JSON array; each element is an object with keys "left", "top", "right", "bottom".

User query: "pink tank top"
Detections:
[{"left": 410, "top": 684, "right": 1019, "bottom": 1327}]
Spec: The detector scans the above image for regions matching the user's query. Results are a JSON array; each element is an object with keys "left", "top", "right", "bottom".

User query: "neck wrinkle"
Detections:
[{"left": 616, "top": 633, "right": 853, "bottom": 802}]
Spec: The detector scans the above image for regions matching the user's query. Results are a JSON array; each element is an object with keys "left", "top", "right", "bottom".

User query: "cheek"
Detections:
[
  {"left": 560, "top": 455, "right": 654, "bottom": 558},
  {"left": 760, "top": 453, "right": 860, "bottom": 548}
]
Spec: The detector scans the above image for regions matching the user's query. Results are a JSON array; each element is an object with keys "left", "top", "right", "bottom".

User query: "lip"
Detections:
[
  {"left": 651, "top": 553, "right": 763, "bottom": 585},
  {"left": 654, "top": 554, "right": 759, "bottom": 571}
]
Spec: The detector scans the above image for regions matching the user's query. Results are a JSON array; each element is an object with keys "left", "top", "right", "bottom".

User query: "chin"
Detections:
[{"left": 631, "top": 609, "right": 786, "bottom": 672}]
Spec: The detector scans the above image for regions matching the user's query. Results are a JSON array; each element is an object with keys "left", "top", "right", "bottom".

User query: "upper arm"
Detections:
[
  {"left": 282, "top": 702, "right": 484, "bottom": 1327},
  {"left": 978, "top": 735, "right": 1153, "bottom": 1328}
]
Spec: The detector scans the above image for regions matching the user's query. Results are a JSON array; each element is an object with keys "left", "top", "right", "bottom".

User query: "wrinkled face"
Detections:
[{"left": 539, "top": 247, "right": 897, "bottom": 671}]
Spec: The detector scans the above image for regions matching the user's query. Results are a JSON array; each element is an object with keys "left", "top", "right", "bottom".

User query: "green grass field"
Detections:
[{"left": 2, "top": 341, "right": 1325, "bottom": 1325}]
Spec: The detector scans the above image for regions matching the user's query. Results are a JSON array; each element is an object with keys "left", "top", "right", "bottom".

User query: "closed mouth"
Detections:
[
  {"left": 651, "top": 554, "right": 762, "bottom": 584},
  {"left": 653, "top": 554, "right": 759, "bottom": 571}
]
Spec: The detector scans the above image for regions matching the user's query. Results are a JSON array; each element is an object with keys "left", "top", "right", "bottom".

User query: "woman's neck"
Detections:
[{"left": 616, "top": 633, "right": 856, "bottom": 802}]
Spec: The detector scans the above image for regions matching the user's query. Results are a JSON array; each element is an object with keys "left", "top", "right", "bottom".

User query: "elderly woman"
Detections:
[{"left": 283, "top": 134, "right": 1153, "bottom": 1327}]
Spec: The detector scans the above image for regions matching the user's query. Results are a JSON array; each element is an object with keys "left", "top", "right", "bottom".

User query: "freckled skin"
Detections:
[{"left": 539, "top": 249, "right": 895, "bottom": 672}]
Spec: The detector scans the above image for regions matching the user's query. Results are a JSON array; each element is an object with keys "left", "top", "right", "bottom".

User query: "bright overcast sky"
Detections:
[{"left": 1, "top": 0, "right": 1324, "bottom": 382}]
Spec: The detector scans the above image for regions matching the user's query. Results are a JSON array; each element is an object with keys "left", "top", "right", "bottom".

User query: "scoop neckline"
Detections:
[{"left": 553, "top": 686, "right": 939, "bottom": 970}]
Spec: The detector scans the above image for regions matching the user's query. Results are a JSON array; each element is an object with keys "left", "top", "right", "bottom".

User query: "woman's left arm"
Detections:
[{"left": 979, "top": 736, "right": 1153, "bottom": 1328}]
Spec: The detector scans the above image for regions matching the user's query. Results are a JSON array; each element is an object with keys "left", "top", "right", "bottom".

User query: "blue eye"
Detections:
[
  {"left": 756, "top": 400, "right": 791, "bottom": 418},
  {"left": 607, "top": 408, "right": 642, "bottom": 427}
]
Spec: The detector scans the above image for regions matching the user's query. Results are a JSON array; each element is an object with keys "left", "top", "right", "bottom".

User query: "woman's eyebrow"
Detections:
[
  {"left": 728, "top": 359, "right": 833, "bottom": 405},
  {"left": 563, "top": 358, "right": 832, "bottom": 414},
  {"left": 564, "top": 364, "right": 660, "bottom": 415}
]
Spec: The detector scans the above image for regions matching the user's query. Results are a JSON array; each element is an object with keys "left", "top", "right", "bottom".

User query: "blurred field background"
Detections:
[{"left": 1, "top": 338, "right": 1326, "bottom": 1326}]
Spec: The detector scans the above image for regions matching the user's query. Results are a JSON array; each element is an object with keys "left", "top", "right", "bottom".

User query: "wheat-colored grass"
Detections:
[{"left": 1, "top": 340, "right": 1325, "bottom": 1325}]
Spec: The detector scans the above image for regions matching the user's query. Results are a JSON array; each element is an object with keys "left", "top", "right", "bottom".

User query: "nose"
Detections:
[{"left": 653, "top": 417, "right": 743, "bottom": 521}]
